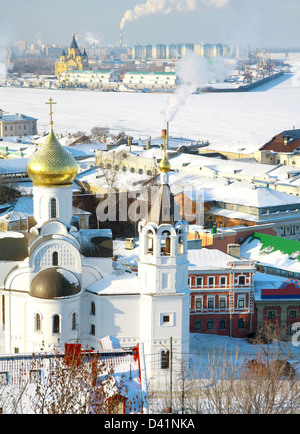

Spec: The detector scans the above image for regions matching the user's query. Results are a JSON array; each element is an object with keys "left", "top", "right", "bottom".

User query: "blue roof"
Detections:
[{"left": 0, "top": 114, "right": 37, "bottom": 122}]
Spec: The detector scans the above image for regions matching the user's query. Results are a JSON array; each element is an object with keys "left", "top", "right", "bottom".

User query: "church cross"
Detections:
[{"left": 45, "top": 97, "right": 57, "bottom": 125}]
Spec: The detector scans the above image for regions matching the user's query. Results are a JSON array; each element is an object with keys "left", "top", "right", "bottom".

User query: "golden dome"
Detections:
[
  {"left": 159, "top": 147, "right": 171, "bottom": 173},
  {"left": 27, "top": 126, "right": 78, "bottom": 186}
]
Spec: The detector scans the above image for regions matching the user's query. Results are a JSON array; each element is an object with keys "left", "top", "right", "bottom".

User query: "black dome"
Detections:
[{"left": 30, "top": 268, "right": 81, "bottom": 299}]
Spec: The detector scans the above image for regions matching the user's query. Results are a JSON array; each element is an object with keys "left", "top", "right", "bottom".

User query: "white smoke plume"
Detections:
[
  {"left": 85, "top": 32, "right": 102, "bottom": 45},
  {"left": 120, "top": 0, "right": 230, "bottom": 30},
  {"left": 164, "top": 51, "right": 209, "bottom": 123},
  {"left": 0, "top": 42, "right": 13, "bottom": 77}
]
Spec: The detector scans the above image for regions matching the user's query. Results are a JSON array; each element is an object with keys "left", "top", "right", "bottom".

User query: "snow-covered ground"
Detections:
[{"left": 0, "top": 71, "right": 299, "bottom": 152}]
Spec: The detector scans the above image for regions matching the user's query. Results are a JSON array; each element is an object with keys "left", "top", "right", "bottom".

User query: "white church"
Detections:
[{"left": 0, "top": 101, "right": 190, "bottom": 381}]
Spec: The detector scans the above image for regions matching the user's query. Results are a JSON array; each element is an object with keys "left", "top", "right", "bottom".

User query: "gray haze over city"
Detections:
[{"left": 0, "top": 0, "right": 299, "bottom": 49}]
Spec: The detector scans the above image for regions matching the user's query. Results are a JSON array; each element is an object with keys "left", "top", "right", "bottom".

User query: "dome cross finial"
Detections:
[{"left": 45, "top": 97, "right": 57, "bottom": 126}]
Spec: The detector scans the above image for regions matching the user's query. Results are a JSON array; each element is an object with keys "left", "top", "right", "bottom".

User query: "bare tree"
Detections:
[{"left": 0, "top": 349, "right": 140, "bottom": 414}]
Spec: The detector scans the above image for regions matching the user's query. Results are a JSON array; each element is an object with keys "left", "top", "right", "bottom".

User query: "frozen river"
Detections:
[{"left": 0, "top": 71, "right": 299, "bottom": 152}]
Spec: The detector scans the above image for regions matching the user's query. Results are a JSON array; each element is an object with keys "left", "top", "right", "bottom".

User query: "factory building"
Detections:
[
  {"left": 122, "top": 71, "right": 178, "bottom": 91},
  {"left": 61, "top": 69, "right": 121, "bottom": 89}
]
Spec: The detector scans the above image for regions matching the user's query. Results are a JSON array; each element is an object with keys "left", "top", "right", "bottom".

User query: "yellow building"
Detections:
[{"left": 55, "top": 33, "right": 90, "bottom": 77}]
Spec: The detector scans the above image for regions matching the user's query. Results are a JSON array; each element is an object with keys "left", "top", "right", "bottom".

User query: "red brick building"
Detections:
[
  {"left": 188, "top": 249, "right": 256, "bottom": 338},
  {"left": 255, "top": 278, "right": 300, "bottom": 341}
]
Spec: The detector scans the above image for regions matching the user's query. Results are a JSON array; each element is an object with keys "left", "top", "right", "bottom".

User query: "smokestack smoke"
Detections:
[
  {"left": 164, "top": 51, "right": 209, "bottom": 123},
  {"left": 120, "top": 0, "right": 230, "bottom": 30},
  {"left": 85, "top": 32, "right": 102, "bottom": 45}
]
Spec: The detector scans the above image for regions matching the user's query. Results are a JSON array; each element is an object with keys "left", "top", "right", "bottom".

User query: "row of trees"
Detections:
[
  {"left": 148, "top": 329, "right": 300, "bottom": 414},
  {"left": 0, "top": 348, "right": 142, "bottom": 414}
]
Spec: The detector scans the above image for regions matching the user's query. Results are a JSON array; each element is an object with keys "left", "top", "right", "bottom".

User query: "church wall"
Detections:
[
  {"left": 4, "top": 292, "right": 81, "bottom": 354},
  {"left": 33, "top": 185, "right": 73, "bottom": 227},
  {"left": 80, "top": 293, "right": 140, "bottom": 350}
]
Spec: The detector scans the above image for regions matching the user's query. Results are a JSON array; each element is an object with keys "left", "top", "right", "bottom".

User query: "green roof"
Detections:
[
  {"left": 125, "top": 71, "right": 176, "bottom": 75},
  {"left": 249, "top": 232, "right": 300, "bottom": 260}
]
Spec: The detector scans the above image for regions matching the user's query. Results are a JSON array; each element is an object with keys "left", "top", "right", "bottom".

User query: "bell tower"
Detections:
[{"left": 138, "top": 127, "right": 190, "bottom": 380}]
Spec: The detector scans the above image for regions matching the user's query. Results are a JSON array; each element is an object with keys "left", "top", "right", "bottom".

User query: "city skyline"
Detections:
[{"left": 1, "top": 0, "right": 300, "bottom": 50}]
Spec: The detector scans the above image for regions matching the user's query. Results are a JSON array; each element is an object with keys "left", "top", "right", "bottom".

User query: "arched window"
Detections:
[
  {"left": 161, "top": 231, "right": 171, "bottom": 256},
  {"left": 35, "top": 313, "right": 41, "bottom": 332},
  {"left": 53, "top": 315, "right": 60, "bottom": 334},
  {"left": 91, "top": 301, "right": 96, "bottom": 316},
  {"left": 52, "top": 251, "right": 58, "bottom": 266},
  {"left": 72, "top": 312, "right": 77, "bottom": 331},
  {"left": 161, "top": 350, "right": 170, "bottom": 369},
  {"left": 145, "top": 229, "right": 154, "bottom": 255},
  {"left": 50, "top": 198, "right": 57, "bottom": 219},
  {"left": 178, "top": 234, "right": 184, "bottom": 255}
]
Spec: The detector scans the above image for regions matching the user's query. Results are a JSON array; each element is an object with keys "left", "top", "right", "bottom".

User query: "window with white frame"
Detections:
[
  {"left": 207, "top": 297, "right": 214, "bottom": 309},
  {"left": 220, "top": 276, "right": 227, "bottom": 286},
  {"left": 208, "top": 276, "right": 215, "bottom": 287},
  {"left": 30, "top": 370, "right": 41, "bottom": 383},
  {"left": 219, "top": 297, "right": 227, "bottom": 309},
  {"left": 238, "top": 295, "right": 246, "bottom": 309},
  {"left": 195, "top": 297, "right": 203, "bottom": 310},
  {"left": 0, "top": 372, "right": 8, "bottom": 386},
  {"left": 238, "top": 275, "right": 246, "bottom": 285},
  {"left": 196, "top": 276, "right": 203, "bottom": 287},
  {"left": 160, "top": 312, "right": 174, "bottom": 326}
]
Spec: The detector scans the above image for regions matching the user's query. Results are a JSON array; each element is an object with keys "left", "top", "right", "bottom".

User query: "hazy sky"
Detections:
[{"left": 1, "top": 0, "right": 299, "bottom": 49}]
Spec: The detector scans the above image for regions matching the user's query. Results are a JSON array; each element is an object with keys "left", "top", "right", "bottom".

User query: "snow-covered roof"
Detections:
[
  {"left": 241, "top": 232, "right": 300, "bottom": 273},
  {"left": 188, "top": 248, "right": 247, "bottom": 271},
  {"left": 86, "top": 269, "right": 139, "bottom": 295}
]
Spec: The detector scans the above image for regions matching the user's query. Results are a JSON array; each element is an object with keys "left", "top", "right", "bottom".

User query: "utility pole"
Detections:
[{"left": 170, "top": 337, "right": 173, "bottom": 413}]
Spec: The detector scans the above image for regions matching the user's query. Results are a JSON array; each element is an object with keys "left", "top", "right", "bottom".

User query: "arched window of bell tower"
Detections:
[
  {"left": 178, "top": 235, "right": 184, "bottom": 255},
  {"left": 145, "top": 229, "right": 155, "bottom": 255},
  {"left": 161, "top": 230, "right": 171, "bottom": 256}
]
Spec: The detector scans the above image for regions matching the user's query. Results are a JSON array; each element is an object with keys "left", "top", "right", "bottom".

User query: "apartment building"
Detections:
[
  {"left": 0, "top": 111, "right": 37, "bottom": 137},
  {"left": 188, "top": 249, "right": 256, "bottom": 338}
]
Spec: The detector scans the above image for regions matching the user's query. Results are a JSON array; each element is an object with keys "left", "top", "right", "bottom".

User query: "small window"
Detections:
[
  {"left": 52, "top": 251, "right": 58, "bottom": 266},
  {"left": 207, "top": 320, "right": 214, "bottom": 330},
  {"left": 30, "top": 370, "right": 41, "bottom": 383},
  {"left": 161, "top": 350, "right": 170, "bottom": 369},
  {"left": 35, "top": 313, "right": 41, "bottom": 332},
  {"left": 238, "top": 318, "right": 245, "bottom": 329},
  {"left": 207, "top": 298, "right": 214, "bottom": 309},
  {"left": 195, "top": 298, "right": 202, "bottom": 309},
  {"left": 72, "top": 312, "right": 77, "bottom": 331},
  {"left": 238, "top": 297, "right": 245, "bottom": 308},
  {"left": 289, "top": 310, "right": 297, "bottom": 319},
  {"left": 219, "top": 319, "right": 226, "bottom": 330},
  {"left": 238, "top": 276, "right": 245, "bottom": 285},
  {"left": 195, "top": 320, "right": 202, "bottom": 331},
  {"left": 163, "top": 315, "right": 170, "bottom": 323},
  {"left": 196, "top": 277, "right": 203, "bottom": 287},
  {"left": 208, "top": 277, "right": 215, "bottom": 287},
  {"left": 219, "top": 298, "right": 226, "bottom": 309},
  {"left": 50, "top": 198, "right": 57, "bottom": 219},
  {"left": 91, "top": 302, "right": 96, "bottom": 316},
  {"left": 53, "top": 315, "right": 60, "bottom": 334},
  {"left": 90, "top": 324, "right": 95, "bottom": 335},
  {"left": 268, "top": 310, "right": 276, "bottom": 319},
  {"left": 220, "top": 276, "right": 226, "bottom": 286},
  {"left": 0, "top": 372, "right": 8, "bottom": 386}
]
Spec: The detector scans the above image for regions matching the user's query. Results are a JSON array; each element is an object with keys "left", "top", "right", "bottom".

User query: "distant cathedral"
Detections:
[{"left": 55, "top": 33, "right": 90, "bottom": 77}]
